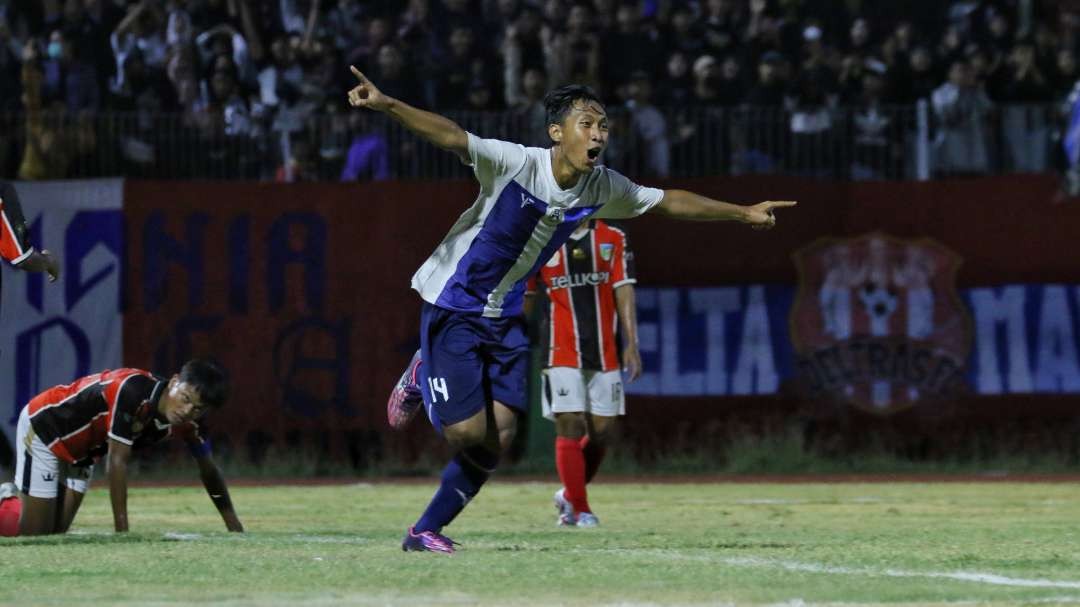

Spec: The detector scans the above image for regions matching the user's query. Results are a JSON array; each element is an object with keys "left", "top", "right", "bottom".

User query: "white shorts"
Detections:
[
  {"left": 13, "top": 407, "right": 93, "bottom": 499},
  {"left": 541, "top": 367, "right": 625, "bottom": 421}
]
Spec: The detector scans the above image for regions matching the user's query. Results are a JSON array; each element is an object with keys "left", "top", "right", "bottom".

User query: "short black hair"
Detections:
[
  {"left": 179, "top": 359, "right": 230, "bottom": 410},
  {"left": 544, "top": 84, "right": 605, "bottom": 127}
]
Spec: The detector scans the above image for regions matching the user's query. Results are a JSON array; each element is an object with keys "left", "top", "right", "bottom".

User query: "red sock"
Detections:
[
  {"left": 555, "top": 436, "right": 590, "bottom": 514},
  {"left": 580, "top": 435, "right": 607, "bottom": 484},
  {"left": 0, "top": 495, "right": 21, "bottom": 537}
]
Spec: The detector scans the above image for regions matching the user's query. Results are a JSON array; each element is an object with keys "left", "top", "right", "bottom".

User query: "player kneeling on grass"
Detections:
[{"left": 0, "top": 360, "right": 243, "bottom": 537}]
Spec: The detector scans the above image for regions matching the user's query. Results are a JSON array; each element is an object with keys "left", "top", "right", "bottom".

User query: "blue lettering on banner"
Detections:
[
  {"left": 153, "top": 315, "right": 225, "bottom": 374},
  {"left": 267, "top": 213, "right": 326, "bottom": 312},
  {"left": 628, "top": 286, "right": 796, "bottom": 396},
  {"left": 66, "top": 210, "right": 124, "bottom": 311},
  {"left": 273, "top": 317, "right": 352, "bottom": 418},
  {"left": 14, "top": 318, "right": 92, "bottom": 424},
  {"left": 965, "top": 285, "right": 1080, "bottom": 394},
  {"left": 143, "top": 210, "right": 209, "bottom": 311},
  {"left": 627, "top": 284, "right": 1080, "bottom": 397},
  {"left": 228, "top": 216, "right": 250, "bottom": 314}
]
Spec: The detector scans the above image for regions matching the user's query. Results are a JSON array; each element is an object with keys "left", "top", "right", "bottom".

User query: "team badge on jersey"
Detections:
[
  {"left": 599, "top": 243, "right": 614, "bottom": 261},
  {"left": 790, "top": 233, "right": 971, "bottom": 415}
]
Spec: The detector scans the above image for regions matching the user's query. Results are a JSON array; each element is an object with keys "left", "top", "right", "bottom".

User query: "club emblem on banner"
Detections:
[{"left": 790, "top": 234, "right": 971, "bottom": 414}]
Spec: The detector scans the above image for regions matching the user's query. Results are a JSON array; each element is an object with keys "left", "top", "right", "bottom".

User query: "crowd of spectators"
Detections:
[{"left": 0, "top": 0, "right": 1077, "bottom": 181}]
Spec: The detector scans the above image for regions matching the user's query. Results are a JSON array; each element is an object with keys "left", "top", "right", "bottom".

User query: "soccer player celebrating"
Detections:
[
  {"left": 350, "top": 67, "right": 795, "bottom": 553},
  {"left": 526, "top": 219, "right": 639, "bottom": 528},
  {"left": 1, "top": 360, "right": 243, "bottom": 536},
  {"left": 1, "top": 181, "right": 61, "bottom": 285}
]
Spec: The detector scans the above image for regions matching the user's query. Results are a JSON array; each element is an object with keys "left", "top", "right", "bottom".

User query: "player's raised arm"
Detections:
[
  {"left": 187, "top": 435, "right": 243, "bottom": 532},
  {"left": 652, "top": 189, "right": 797, "bottom": 228},
  {"left": 107, "top": 438, "right": 133, "bottom": 532},
  {"left": 346, "top": 65, "right": 469, "bottom": 162}
]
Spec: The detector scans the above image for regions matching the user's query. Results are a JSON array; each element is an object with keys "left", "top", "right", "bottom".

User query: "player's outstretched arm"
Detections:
[
  {"left": 191, "top": 445, "right": 243, "bottom": 532},
  {"left": 653, "top": 189, "right": 797, "bottom": 228},
  {"left": 107, "top": 439, "right": 133, "bottom": 532},
  {"left": 346, "top": 65, "right": 469, "bottom": 163}
]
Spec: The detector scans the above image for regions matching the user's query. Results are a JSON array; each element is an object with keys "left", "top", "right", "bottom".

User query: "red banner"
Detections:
[{"left": 123, "top": 175, "right": 1080, "bottom": 462}]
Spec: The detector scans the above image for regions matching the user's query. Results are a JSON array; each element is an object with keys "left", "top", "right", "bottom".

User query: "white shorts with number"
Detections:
[
  {"left": 13, "top": 406, "right": 93, "bottom": 499},
  {"left": 541, "top": 367, "right": 625, "bottom": 421}
]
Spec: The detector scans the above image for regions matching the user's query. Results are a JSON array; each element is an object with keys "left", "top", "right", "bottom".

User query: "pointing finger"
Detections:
[
  {"left": 765, "top": 200, "right": 797, "bottom": 209},
  {"left": 350, "top": 65, "right": 367, "bottom": 82}
]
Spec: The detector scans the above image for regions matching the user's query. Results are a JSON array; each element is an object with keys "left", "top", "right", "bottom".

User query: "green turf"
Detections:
[{"left": 3, "top": 482, "right": 1080, "bottom": 605}]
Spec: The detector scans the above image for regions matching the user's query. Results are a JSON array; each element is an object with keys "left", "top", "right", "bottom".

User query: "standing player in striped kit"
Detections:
[
  {"left": 350, "top": 67, "right": 796, "bottom": 553},
  {"left": 526, "top": 219, "right": 640, "bottom": 527}
]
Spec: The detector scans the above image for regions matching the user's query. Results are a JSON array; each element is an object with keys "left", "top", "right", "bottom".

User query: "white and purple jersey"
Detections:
[{"left": 411, "top": 133, "right": 664, "bottom": 318}]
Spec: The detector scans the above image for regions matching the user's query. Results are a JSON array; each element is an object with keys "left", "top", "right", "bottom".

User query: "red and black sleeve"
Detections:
[
  {"left": 107, "top": 374, "right": 158, "bottom": 445},
  {"left": 0, "top": 182, "right": 34, "bottom": 266}
]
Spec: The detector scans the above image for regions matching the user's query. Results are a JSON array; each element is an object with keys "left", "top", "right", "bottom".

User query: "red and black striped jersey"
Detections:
[
  {"left": 527, "top": 220, "right": 635, "bottom": 372},
  {"left": 0, "top": 182, "right": 34, "bottom": 266},
  {"left": 26, "top": 368, "right": 207, "bottom": 465}
]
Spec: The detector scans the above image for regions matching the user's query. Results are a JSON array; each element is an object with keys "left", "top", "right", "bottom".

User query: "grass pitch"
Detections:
[{"left": 3, "top": 480, "right": 1080, "bottom": 606}]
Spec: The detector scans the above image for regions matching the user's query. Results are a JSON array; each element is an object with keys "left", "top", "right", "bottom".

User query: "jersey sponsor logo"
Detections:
[
  {"left": 549, "top": 271, "right": 611, "bottom": 290},
  {"left": 791, "top": 233, "right": 972, "bottom": 414},
  {"left": 599, "top": 243, "right": 614, "bottom": 262}
]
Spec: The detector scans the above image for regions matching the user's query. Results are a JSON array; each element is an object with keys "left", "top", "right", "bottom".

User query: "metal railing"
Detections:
[{"left": 0, "top": 103, "right": 1065, "bottom": 182}]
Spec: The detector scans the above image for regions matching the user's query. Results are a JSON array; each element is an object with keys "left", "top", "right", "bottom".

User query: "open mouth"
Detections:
[{"left": 586, "top": 147, "right": 602, "bottom": 161}]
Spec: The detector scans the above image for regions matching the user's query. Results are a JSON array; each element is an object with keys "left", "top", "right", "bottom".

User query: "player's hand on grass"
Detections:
[
  {"left": 622, "top": 345, "right": 642, "bottom": 383},
  {"left": 347, "top": 66, "right": 391, "bottom": 112},
  {"left": 745, "top": 200, "right": 797, "bottom": 230}
]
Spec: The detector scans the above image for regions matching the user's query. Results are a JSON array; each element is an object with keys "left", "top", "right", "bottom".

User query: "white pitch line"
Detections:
[
  {"left": 708, "top": 554, "right": 1080, "bottom": 590},
  {"left": 726, "top": 557, "right": 1080, "bottom": 589},
  {"left": 592, "top": 549, "right": 1080, "bottom": 591},
  {"left": 163, "top": 532, "right": 203, "bottom": 541}
]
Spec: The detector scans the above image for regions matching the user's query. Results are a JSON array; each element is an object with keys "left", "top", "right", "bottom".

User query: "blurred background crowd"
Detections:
[{"left": 0, "top": 0, "right": 1076, "bottom": 182}]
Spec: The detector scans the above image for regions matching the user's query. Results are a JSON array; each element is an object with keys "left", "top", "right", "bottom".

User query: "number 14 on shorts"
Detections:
[{"left": 427, "top": 377, "right": 450, "bottom": 403}]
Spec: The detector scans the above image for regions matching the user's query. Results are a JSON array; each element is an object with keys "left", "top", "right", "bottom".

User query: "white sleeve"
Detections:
[
  {"left": 594, "top": 168, "right": 665, "bottom": 219},
  {"left": 466, "top": 132, "right": 527, "bottom": 190}
]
